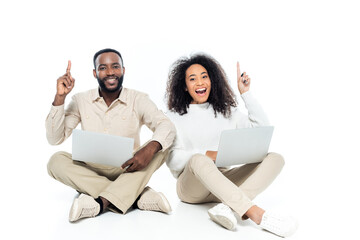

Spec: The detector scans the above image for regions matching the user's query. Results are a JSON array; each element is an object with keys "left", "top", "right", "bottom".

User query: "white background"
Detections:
[{"left": 1, "top": 0, "right": 359, "bottom": 239}]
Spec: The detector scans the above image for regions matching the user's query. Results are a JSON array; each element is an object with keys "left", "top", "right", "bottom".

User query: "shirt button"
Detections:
[{"left": 122, "top": 116, "right": 126, "bottom": 120}]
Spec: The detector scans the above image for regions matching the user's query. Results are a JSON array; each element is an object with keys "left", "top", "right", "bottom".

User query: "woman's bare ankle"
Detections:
[{"left": 244, "top": 205, "right": 265, "bottom": 225}]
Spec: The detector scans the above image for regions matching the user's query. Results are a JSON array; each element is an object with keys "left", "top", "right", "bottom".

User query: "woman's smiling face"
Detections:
[{"left": 185, "top": 64, "right": 211, "bottom": 104}]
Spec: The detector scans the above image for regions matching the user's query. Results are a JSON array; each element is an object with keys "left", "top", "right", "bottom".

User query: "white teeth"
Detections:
[
  {"left": 196, "top": 88, "right": 206, "bottom": 92},
  {"left": 106, "top": 78, "right": 117, "bottom": 83}
]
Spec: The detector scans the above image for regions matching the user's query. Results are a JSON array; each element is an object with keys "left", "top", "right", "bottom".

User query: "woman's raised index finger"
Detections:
[{"left": 237, "top": 61, "right": 241, "bottom": 78}]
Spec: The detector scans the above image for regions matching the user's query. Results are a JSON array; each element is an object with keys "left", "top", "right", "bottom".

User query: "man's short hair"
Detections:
[{"left": 93, "top": 48, "right": 124, "bottom": 69}]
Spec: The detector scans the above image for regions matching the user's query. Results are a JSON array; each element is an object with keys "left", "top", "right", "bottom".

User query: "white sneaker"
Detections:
[
  {"left": 69, "top": 194, "right": 100, "bottom": 222},
  {"left": 137, "top": 187, "right": 172, "bottom": 213},
  {"left": 208, "top": 203, "right": 237, "bottom": 230},
  {"left": 259, "top": 211, "right": 298, "bottom": 237}
]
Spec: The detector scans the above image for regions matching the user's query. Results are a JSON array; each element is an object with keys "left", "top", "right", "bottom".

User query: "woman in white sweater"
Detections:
[{"left": 165, "top": 53, "right": 297, "bottom": 237}]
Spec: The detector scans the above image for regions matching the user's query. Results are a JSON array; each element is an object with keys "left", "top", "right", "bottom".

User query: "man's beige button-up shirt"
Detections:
[{"left": 46, "top": 88, "right": 175, "bottom": 151}]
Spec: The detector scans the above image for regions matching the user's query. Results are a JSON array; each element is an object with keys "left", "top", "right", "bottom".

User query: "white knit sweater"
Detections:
[{"left": 166, "top": 91, "right": 269, "bottom": 178}]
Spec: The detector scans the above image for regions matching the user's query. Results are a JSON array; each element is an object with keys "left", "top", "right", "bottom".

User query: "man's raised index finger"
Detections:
[{"left": 66, "top": 60, "right": 71, "bottom": 73}]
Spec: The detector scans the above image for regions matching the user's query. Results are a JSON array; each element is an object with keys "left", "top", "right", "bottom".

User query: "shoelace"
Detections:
[
  {"left": 79, "top": 206, "right": 98, "bottom": 218},
  {"left": 143, "top": 202, "right": 161, "bottom": 211},
  {"left": 262, "top": 214, "right": 287, "bottom": 234},
  {"left": 139, "top": 196, "right": 162, "bottom": 210}
]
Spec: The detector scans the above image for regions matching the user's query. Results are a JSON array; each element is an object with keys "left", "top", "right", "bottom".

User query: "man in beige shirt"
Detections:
[{"left": 46, "top": 48, "right": 176, "bottom": 222}]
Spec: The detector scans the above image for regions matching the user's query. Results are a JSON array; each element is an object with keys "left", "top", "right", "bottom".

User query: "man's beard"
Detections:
[{"left": 97, "top": 74, "right": 124, "bottom": 93}]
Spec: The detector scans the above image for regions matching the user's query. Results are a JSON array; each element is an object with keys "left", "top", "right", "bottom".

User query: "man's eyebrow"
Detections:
[{"left": 98, "top": 62, "right": 121, "bottom": 68}]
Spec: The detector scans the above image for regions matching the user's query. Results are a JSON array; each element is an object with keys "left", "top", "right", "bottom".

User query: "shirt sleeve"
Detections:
[
  {"left": 134, "top": 94, "right": 176, "bottom": 151},
  {"left": 45, "top": 95, "right": 81, "bottom": 145},
  {"left": 235, "top": 91, "right": 270, "bottom": 128}
]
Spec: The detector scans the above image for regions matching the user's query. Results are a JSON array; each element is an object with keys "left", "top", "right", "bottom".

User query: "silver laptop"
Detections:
[
  {"left": 215, "top": 126, "right": 274, "bottom": 167},
  {"left": 72, "top": 129, "right": 134, "bottom": 167}
]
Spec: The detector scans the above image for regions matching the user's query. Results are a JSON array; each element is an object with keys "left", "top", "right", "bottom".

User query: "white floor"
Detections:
[
  {"left": 7, "top": 155, "right": 357, "bottom": 240},
  {"left": 28, "top": 166, "right": 300, "bottom": 240}
]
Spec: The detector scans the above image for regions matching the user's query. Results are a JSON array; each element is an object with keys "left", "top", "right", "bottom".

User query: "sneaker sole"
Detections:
[
  {"left": 158, "top": 192, "right": 172, "bottom": 213},
  {"left": 208, "top": 212, "right": 235, "bottom": 230},
  {"left": 69, "top": 198, "right": 80, "bottom": 222}
]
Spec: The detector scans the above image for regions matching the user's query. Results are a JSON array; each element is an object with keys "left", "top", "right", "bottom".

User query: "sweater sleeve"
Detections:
[
  {"left": 166, "top": 144, "right": 199, "bottom": 178},
  {"left": 165, "top": 113, "right": 200, "bottom": 178},
  {"left": 235, "top": 91, "right": 270, "bottom": 128}
]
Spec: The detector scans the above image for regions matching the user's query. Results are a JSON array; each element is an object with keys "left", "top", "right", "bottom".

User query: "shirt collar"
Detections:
[{"left": 90, "top": 87, "right": 128, "bottom": 105}]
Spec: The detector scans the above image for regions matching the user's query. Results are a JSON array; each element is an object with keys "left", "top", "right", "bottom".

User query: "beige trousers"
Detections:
[
  {"left": 176, "top": 152, "right": 285, "bottom": 217},
  {"left": 47, "top": 148, "right": 168, "bottom": 214}
]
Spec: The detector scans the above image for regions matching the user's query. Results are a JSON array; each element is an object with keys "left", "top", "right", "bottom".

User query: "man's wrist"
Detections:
[
  {"left": 53, "top": 94, "right": 66, "bottom": 106},
  {"left": 146, "top": 141, "right": 162, "bottom": 155}
]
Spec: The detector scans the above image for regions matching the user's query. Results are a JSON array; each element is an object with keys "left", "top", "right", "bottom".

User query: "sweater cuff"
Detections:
[{"left": 240, "top": 90, "right": 251, "bottom": 98}]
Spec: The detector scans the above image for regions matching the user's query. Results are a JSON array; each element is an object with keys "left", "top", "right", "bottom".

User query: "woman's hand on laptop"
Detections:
[
  {"left": 122, "top": 141, "right": 162, "bottom": 172},
  {"left": 205, "top": 151, "right": 217, "bottom": 162}
]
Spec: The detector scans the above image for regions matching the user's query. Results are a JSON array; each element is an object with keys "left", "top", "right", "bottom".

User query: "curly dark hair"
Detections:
[{"left": 166, "top": 53, "right": 237, "bottom": 118}]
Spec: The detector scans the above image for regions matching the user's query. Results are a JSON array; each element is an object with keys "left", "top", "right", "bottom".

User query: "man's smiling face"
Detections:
[{"left": 93, "top": 52, "right": 124, "bottom": 93}]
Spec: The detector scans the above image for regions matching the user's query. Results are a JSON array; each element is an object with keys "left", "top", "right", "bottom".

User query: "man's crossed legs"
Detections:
[{"left": 47, "top": 149, "right": 171, "bottom": 222}]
